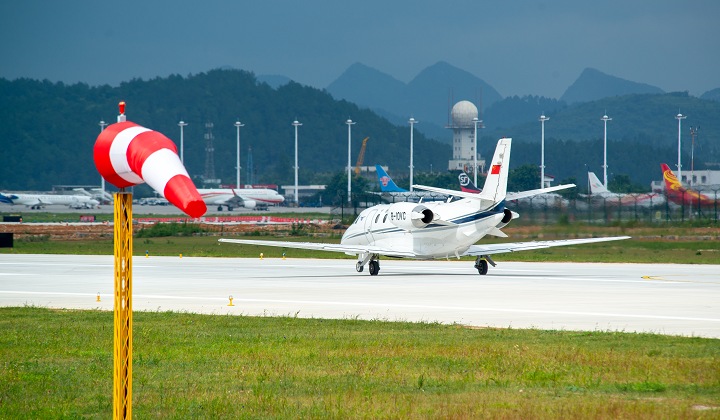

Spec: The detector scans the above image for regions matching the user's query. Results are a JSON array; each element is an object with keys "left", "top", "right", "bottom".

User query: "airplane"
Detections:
[
  {"left": 660, "top": 164, "right": 718, "bottom": 206},
  {"left": 588, "top": 172, "right": 665, "bottom": 207},
  {"left": 196, "top": 188, "right": 284, "bottom": 211},
  {"left": 0, "top": 192, "right": 99, "bottom": 209},
  {"left": 375, "top": 165, "right": 449, "bottom": 202},
  {"left": 220, "top": 138, "right": 629, "bottom": 275}
]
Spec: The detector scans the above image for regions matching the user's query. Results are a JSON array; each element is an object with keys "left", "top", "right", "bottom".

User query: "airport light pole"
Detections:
[
  {"left": 538, "top": 114, "right": 549, "bottom": 189},
  {"left": 99, "top": 120, "right": 107, "bottom": 201},
  {"left": 178, "top": 121, "right": 188, "bottom": 164},
  {"left": 601, "top": 114, "right": 612, "bottom": 188},
  {"left": 676, "top": 112, "right": 687, "bottom": 184},
  {"left": 346, "top": 119, "right": 355, "bottom": 203},
  {"left": 234, "top": 121, "right": 244, "bottom": 188},
  {"left": 472, "top": 117, "right": 481, "bottom": 186},
  {"left": 408, "top": 118, "right": 417, "bottom": 192},
  {"left": 293, "top": 120, "right": 302, "bottom": 205}
]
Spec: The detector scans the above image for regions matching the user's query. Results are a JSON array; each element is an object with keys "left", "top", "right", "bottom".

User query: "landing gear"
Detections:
[
  {"left": 227, "top": 206, "right": 233, "bottom": 211},
  {"left": 475, "top": 259, "right": 488, "bottom": 275},
  {"left": 475, "top": 255, "right": 496, "bottom": 275},
  {"left": 356, "top": 262, "right": 364, "bottom": 272},
  {"left": 368, "top": 260, "right": 380, "bottom": 276},
  {"left": 217, "top": 206, "right": 223, "bottom": 211}
]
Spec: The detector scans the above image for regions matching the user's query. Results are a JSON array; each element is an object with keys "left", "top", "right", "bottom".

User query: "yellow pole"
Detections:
[{"left": 114, "top": 191, "right": 133, "bottom": 419}]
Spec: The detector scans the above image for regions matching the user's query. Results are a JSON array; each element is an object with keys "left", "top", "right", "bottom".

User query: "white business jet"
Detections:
[
  {"left": 197, "top": 188, "right": 284, "bottom": 211},
  {"left": 220, "top": 139, "right": 629, "bottom": 275},
  {"left": 0, "top": 192, "right": 99, "bottom": 209}
]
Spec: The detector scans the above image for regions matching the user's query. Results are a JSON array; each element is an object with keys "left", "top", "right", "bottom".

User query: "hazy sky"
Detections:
[{"left": 1, "top": 0, "right": 718, "bottom": 99}]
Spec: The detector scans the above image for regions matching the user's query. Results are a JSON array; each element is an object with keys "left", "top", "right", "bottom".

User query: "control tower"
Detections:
[{"left": 446, "top": 101, "right": 485, "bottom": 173}]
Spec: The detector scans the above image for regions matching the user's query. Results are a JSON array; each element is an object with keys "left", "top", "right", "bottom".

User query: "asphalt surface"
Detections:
[{"left": 1, "top": 254, "right": 718, "bottom": 338}]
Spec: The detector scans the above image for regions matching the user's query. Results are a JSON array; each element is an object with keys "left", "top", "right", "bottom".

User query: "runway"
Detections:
[{"left": 1, "top": 254, "right": 719, "bottom": 338}]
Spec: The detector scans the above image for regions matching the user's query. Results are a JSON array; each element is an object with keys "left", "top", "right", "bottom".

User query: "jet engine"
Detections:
[
  {"left": 242, "top": 199, "right": 257, "bottom": 209},
  {"left": 495, "top": 208, "right": 519, "bottom": 229},
  {"left": 387, "top": 202, "right": 435, "bottom": 230}
]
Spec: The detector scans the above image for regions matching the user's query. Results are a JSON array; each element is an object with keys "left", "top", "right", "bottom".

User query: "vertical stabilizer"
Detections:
[
  {"left": 459, "top": 172, "right": 482, "bottom": 193},
  {"left": 375, "top": 165, "right": 407, "bottom": 192},
  {"left": 588, "top": 172, "right": 609, "bottom": 194},
  {"left": 661, "top": 163, "right": 684, "bottom": 192},
  {"left": 478, "top": 138, "right": 511, "bottom": 202}
]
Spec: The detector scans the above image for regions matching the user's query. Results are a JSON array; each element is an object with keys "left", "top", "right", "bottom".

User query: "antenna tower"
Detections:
[{"left": 246, "top": 146, "right": 254, "bottom": 185}]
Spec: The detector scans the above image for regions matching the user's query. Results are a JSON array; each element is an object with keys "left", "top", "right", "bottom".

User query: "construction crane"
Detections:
[{"left": 354, "top": 137, "right": 369, "bottom": 176}]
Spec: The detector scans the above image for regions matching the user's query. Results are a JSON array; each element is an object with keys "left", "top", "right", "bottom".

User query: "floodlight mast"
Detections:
[
  {"left": 472, "top": 117, "right": 482, "bottom": 186},
  {"left": 601, "top": 114, "right": 612, "bottom": 188},
  {"left": 99, "top": 120, "right": 108, "bottom": 201},
  {"left": 292, "top": 120, "right": 302, "bottom": 205},
  {"left": 234, "top": 121, "right": 244, "bottom": 189},
  {"left": 346, "top": 119, "right": 356, "bottom": 203},
  {"left": 538, "top": 114, "right": 550, "bottom": 189},
  {"left": 676, "top": 113, "right": 687, "bottom": 184},
  {"left": 408, "top": 118, "right": 417, "bottom": 192},
  {"left": 178, "top": 121, "right": 188, "bottom": 164}
]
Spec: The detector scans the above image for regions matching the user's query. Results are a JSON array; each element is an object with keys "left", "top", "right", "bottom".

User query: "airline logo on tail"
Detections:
[
  {"left": 661, "top": 163, "right": 683, "bottom": 192},
  {"left": 380, "top": 176, "right": 390, "bottom": 187},
  {"left": 375, "top": 165, "right": 407, "bottom": 192},
  {"left": 459, "top": 173, "right": 469, "bottom": 187},
  {"left": 458, "top": 172, "right": 482, "bottom": 193}
]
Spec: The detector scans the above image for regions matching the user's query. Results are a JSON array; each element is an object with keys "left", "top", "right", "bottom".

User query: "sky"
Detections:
[{"left": 1, "top": 0, "right": 718, "bottom": 99}]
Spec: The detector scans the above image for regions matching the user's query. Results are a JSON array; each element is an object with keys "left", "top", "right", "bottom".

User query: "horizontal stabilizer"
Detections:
[
  {"left": 486, "top": 227, "right": 508, "bottom": 238},
  {"left": 506, "top": 184, "right": 575, "bottom": 201}
]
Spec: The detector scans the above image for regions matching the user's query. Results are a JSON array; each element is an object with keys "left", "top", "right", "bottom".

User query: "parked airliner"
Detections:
[
  {"left": 220, "top": 139, "right": 629, "bottom": 275},
  {"left": 588, "top": 172, "right": 665, "bottom": 207},
  {"left": 0, "top": 192, "right": 99, "bottom": 209},
  {"left": 197, "top": 188, "right": 284, "bottom": 211}
]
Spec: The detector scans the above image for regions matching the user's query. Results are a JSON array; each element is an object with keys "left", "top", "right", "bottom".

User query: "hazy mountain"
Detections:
[
  {"left": 700, "top": 88, "right": 720, "bottom": 102},
  {"left": 560, "top": 68, "right": 665, "bottom": 105},
  {"left": 256, "top": 74, "right": 292, "bottom": 89},
  {"left": 327, "top": 61, "right": 503, "bottom": 142},
  {"left": 482, "top": 95, "right": 568, "bottom": 131}
]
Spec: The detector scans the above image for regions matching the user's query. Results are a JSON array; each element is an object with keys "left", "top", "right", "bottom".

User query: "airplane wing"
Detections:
[
  {"left": 218, "top": 238, "right": 417, "bottom": 257},
  {"left": 462, "top": 236, "right": 631, "bottom": 256}
]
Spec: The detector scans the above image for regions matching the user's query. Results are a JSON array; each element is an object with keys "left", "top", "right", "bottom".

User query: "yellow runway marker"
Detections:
[{"left": 642, "top": 274, "right": 720, "bottom": 285}]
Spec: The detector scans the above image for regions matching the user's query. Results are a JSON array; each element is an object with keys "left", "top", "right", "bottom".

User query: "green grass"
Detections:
[
  {"left": 0, "top": 211, "right": 334, "bottom": 223},
  {"left": 1, "top": 307, "right": 718, "bottom": 419},
  {"left": 3, "top": 235, "right": 720, "bottom": 264}
]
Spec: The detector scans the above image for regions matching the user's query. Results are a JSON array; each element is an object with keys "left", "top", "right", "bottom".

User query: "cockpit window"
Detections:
[
  {"left": 383, "top": 213, "right": 387, "bottom": 223},
  {"left": 375, "top": 214, "right": 380, "bottom": 223}
]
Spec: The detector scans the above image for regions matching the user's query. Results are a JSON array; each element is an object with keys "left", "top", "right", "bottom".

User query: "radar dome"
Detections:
[{"left": 451, "top": 101, "right": 478, "bottom": 127}]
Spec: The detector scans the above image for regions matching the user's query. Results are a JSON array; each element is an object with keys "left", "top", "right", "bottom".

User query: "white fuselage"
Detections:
[
  {"left": 197, "top": 188, "right": 284, "bottom": 206},
  {"left": 0, "top": 193, "right": 99, "bottom": 208},
  {"left": 341, "top": 198, "right": 505, "bottom": 259}
]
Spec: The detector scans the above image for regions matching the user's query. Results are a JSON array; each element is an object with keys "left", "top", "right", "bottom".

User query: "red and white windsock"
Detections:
[{"left": 94, "top": 121, "right": 207, "bottom": 218}]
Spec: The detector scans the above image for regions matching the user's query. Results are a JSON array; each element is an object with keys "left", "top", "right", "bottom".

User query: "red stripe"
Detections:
[
  {"left": 126, "top": 130, "right": 178, "bottom": 176},
  {"left": 163, "top": 175, "right": 206, "bottom": 218},
  {"left": 93, "top": 121, "right": 140, "bottom": 188},
  {"left": 491, "top": 164, "right": 501, "bottom": 175}
]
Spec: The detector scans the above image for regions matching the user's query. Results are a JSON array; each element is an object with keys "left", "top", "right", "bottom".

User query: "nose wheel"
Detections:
[
  {"left": 356, "top": 262, "right": 364, "bottom": 272},
  {"left": 475, "top": 259, "right": 488, "bottom": 275}
]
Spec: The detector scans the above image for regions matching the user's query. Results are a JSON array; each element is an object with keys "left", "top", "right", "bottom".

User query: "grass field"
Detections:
[
  {"left": 1, "top": 307, "right": 718, "bottom": 419},
  {"left": 3, "top": 234, "right": 720, "bottom": 264}
]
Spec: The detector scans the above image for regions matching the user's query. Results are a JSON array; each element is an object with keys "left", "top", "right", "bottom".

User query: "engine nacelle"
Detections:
[
  {"left": 387, "top": 202, "right": 434, "bottom": 230},
  {"left": 242, "top": 199, "right": 257, "bottom": 209},
  {"left": 496, "top": 208, "right": 519, "bottom": 229}
]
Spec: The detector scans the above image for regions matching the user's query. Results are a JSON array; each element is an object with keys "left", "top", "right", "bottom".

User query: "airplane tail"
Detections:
[
  {"left": 0, "top": 193, "right": 14, "bottom": 204},
  {"left": 588, "top": 172, "right": 609, "bottom": 194},
  {"left": 477, "top": 138, "right": 511, "bottom": 202},
  {"left": 459, "top": 172, "right": 482, "bottom": 193},
  {"left": 661, "top": 163, "right": 684, "bottom": 192},
  {"left": 375, "top": 165, "right": 407, "bottom": 192}
]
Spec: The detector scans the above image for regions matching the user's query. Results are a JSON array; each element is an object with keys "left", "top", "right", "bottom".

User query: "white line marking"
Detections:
[{"left": 2, "top": 291, "right": 718, "bottom": 322}]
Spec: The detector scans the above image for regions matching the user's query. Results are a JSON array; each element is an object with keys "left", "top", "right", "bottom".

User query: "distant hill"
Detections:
[
  {"left": 256, "top": 74, "right": 292, "bottom": 89},
  {"left": 701, "top": 88, "right": 720, "bottom": 102},
  {"left": 327, "top": 62, "right": 503, "bottom": 142},
  {"left": 560, "top": 68, "right": 664, "bottom": 105},
  {"left": 482, "top": 95, "right": 568, "bottom": 131},
  {"left": 0, "top": 70, "right": 450, "bottom": 191}
]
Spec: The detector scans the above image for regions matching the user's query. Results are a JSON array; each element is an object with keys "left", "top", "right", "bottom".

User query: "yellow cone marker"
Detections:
[
  {"left": 145, "top": 250, "right": 149, "bottom": 258},
  {"left": 260, "top": 253, "right": 263, "bottom": 260},
  {"left": 97, "top": 292, "right": 101, "bottom": 302},
  {"left": 179, "top": 254, "right": 182, "bottom": 258},
  {"left": 228, "top": 295, "right": 234, "bottom": 306},
  {"left": 283, "top": 252, "right": 286, "bottom": 260}
]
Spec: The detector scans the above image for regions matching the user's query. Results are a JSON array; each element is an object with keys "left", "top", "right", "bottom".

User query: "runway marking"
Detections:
[
  {"left": 3, "top": 290, "right": 718, "bottom": 323},
  {"left": 0, "top": 263, "right": 158, "bottom": 268},
  {"left": 642, "top": 275, "right": 720, "bottom": 285}
]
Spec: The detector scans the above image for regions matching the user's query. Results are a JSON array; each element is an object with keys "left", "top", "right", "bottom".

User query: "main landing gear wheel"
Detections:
[
  {"left": 217, "top": 206, "right": 223, "bottom": 211},
  {"left": 476, "top": 259, "right": 489, "bottom": 275},
  {"left": 368, "top": 260, "right": 380, "bottom": 276},
  {"left": 356, "top": 262, "right": 364, "bottom": 272}
]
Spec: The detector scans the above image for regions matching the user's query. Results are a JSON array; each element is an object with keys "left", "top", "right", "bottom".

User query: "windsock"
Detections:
[{"left": 94, "top": 121, "right": 207, "bottom": 218}]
